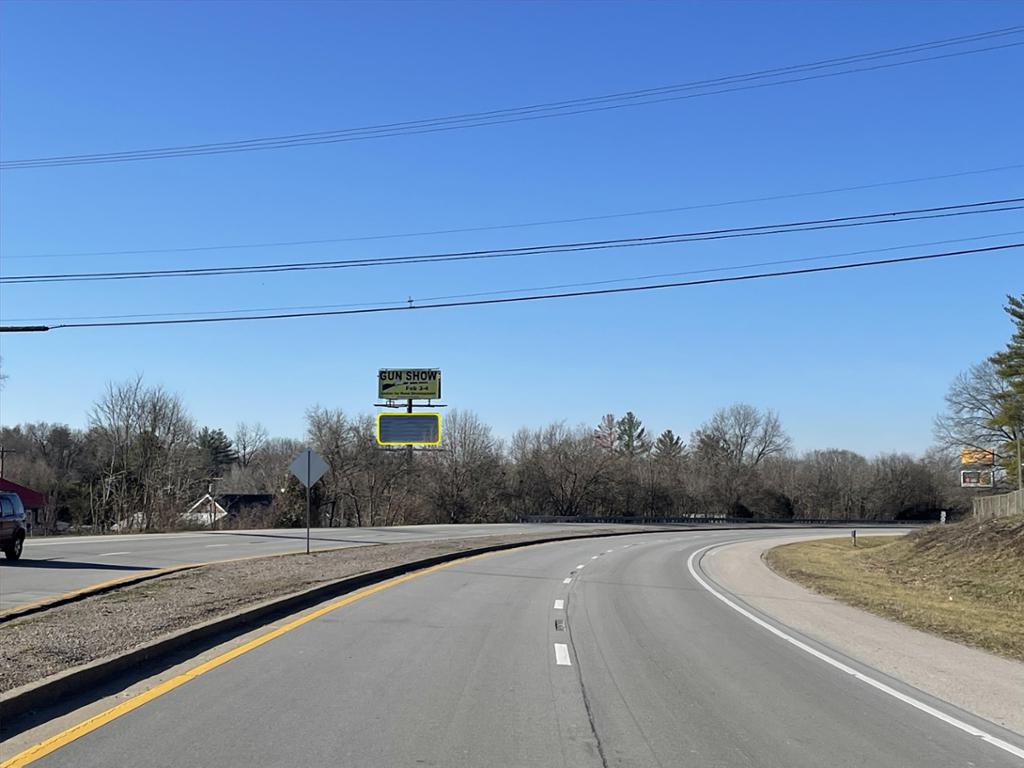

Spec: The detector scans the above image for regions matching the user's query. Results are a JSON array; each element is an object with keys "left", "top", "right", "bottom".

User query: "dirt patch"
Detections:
[
  {"left": 0, "top": 528, "right": 646, "bottom": 693},
  {"left": 765, "top": 515, "right": 1024, "bottom": 661}
]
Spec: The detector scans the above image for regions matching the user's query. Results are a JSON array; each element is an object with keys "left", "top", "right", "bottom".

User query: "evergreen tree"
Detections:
[
  {"left": 989, "top": 294, "right": 1024, "bottom": 485},
  {"left": 654, "top": 429, "right": 684, "bottom": 460},
  {"left": 616, "top": 412, "right": 649, "bottom": 457},
  {"left": 593, "top": 414, "right": 617, "bottom": 453},
  {"left": 197, "top": 427, "right": 238, "bottom": 478}
]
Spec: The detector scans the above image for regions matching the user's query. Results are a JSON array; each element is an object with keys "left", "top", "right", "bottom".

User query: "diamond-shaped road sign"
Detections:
[{"left": 289, "top": 448, "right": 329, "bottom": 488}]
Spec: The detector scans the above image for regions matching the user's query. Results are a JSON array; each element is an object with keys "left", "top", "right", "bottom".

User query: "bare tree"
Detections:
[
  {"left": 934, "top": 361, "right": 1014, "bottom": 457},
  {"left": 234, "top": 422, "right": 269, "bottom": 468},
  {"left": 88, "top": 376, "right": 199, "bottom": 530}
]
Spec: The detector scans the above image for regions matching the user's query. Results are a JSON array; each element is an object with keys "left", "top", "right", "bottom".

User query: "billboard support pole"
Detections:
[{"left": 305, "top": 451, "right": 311, "bottom": 555}]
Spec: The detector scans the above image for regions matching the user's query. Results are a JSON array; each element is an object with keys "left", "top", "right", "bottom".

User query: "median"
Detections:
[{"left": 765, "top": 514, "right": 1024, "bottom": 661}]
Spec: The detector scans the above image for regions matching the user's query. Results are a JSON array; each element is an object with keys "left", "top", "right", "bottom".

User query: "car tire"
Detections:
[{"left": 3, "top": 534, "right": 23, "bottom": 560}]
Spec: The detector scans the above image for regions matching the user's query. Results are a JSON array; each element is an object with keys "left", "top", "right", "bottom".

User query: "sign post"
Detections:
[{"left": 289, "top": 448, "right": 329, "bottom": 554}]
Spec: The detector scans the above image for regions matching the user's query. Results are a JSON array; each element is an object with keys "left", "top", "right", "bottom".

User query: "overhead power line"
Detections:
[
  {"left": 2, "top": 197, "right": 1020, "bottom": 285},
  {"left": 10, "top": 231, "right": 1021, "bottom": 325},
  {"left": 3, "top": 244, "right": 1016, "bottom": 331},
  {"left": 13, "top": 162, "right": 1024, "bottom": 260},
  {"left": 3, "top": 27, "right": 1022, "bottom": 169}
]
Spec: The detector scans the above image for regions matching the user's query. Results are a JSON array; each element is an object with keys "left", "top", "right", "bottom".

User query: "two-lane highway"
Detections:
[
  {"left": 6, "top": 529, "right": 1021, "bottom": 767},
  {"left": 0, "top": 524, "right": 595, "bottom": 611}
]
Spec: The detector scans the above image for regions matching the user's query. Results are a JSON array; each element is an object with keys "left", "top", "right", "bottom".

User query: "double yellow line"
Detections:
[{"left": 1, "top": 550, "right": 496, "bottom": 768}]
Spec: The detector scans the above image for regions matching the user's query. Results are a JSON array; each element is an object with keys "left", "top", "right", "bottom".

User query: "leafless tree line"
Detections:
[{"left": 1, "top": 378, "right": 976, "bottom": 533}]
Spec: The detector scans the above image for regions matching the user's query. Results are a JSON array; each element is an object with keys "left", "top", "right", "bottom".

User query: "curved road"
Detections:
[
  {"left": 5, "top": 529, "right": 1022, "bottom": 767},
  {"left": 0, "top": 524, "right": 595, "bottom": 611}
]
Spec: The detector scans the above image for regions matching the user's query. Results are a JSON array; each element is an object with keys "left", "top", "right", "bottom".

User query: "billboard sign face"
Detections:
[
  {"left": 378, "top": 369, "right": 441, "bottom": 400},
  {"left": 377, "top": 413, "right": 442, "bottom": 446},
  {"left": 960, "top": 447, "right": 996, "bottom": 466},
  {"left": 960, "top": 469, "right": 994, "bottom": 488}
]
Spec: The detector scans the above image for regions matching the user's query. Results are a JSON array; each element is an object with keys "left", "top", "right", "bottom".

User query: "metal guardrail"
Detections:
[{"left": 521, "top": 515, "right": 930, "bottom": 526}]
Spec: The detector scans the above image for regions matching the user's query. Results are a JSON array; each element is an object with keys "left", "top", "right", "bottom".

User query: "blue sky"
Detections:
[{"left": 1, "top": 0, "right": 1022, "bottom": 455}]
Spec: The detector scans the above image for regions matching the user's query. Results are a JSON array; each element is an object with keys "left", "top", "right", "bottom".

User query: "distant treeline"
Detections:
[{"left": 2, "top": 294, "right": 1020, "bottom": 532}]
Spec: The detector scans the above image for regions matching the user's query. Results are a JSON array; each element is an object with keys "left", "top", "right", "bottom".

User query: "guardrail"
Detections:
[
  {"left": 521, "top": 516, "right": 930, "bottom": 526},
  {"left": 973, "top": 489, "right": 1024, "bottom": 520}
]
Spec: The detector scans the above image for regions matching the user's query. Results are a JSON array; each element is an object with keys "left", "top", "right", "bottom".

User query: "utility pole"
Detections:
[{"left": 0, "top": 446, "right": 17, "bottom": 478}]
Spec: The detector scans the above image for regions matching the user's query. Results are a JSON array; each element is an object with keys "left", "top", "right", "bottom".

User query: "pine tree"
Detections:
[
  {"left": 197, "top": 427, "right": 238, "bottom": 478},
  {"left": 654, "top": 429, "right": 683, "bottom": 460},
  {"left": 593, "top": 414, "right": 617, "bottom": 453},
  {"left": 616, "top": 412, "right": 649, "bottom": 457},
  {"left": 989, "top": 294, "right": 1024, "bottom": 485}
]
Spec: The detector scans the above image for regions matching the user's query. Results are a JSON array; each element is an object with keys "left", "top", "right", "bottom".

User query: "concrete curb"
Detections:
[
  {"left": 0, "top": 543, "right": 386, "bottom": 624},
  {"left": 0, "top": 527, "right": 673, "bottom": 727}
]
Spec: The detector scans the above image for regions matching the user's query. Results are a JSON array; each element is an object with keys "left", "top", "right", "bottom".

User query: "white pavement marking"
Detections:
[
  {"left": 554, "top": 643, "right": 572, "bottom": 666},
  {"left": 97, "top": 552, "right": 129, "bottom": 556},
  {"left": 686, "top": 546, "right": 1024, "bottom": 762},
  {"left": 591, "top": 555, "right": 600, "bottom": 559},
  {"left": 605, "top": 549, "right": 614, "bottom": 553},
  {"left": 563, "top": 578, "right": 573, "bottom": 584},
  {"left": 553, "top": 599, "right": 565, "bottom": 610},
  {"left": 204, "top": 544, "right": 230, "bottom": 548},
  {"left": 576, "top": 564, "right": 586, "bottom": 569}
]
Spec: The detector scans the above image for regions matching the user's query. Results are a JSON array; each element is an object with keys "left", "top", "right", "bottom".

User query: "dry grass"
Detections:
[{"left": 765, "top": 515, "right": 1024, "bottom": 661}]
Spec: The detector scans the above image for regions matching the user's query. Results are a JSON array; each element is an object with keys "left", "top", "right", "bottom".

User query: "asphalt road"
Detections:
[
  {"left": 11, "top": 529, "right": 1021, "bottom": 767},
  {"left": 0, "top": 524, "right": 593, "bottom": 611}
]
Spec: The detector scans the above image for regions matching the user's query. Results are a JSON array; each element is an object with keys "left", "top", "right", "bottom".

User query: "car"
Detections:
[{"left": 0, "top": 492, "right": 27, "bottom": 560}]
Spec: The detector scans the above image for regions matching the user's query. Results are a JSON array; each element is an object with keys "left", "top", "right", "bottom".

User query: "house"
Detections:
[
  {"left": 182, "top": 493, "right": 228, "bottom": 528},
  {"left": 0, "top": 478, "right": 48, "bottom": 530},
  {"left": 181, "top": 492, "right": 274, "bottom": 528}
]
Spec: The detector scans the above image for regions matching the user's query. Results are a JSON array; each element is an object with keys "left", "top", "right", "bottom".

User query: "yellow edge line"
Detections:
[
  {"left": 0, "top": 549, "right": 496, "bottom": 768},
  {"left": 0, "top": 543, "right": 383, "bottom": 619}
]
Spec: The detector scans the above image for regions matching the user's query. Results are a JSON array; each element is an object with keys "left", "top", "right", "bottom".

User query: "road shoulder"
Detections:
[{"left": 703, "top": 534, "right": 1024, "bottom": 736}]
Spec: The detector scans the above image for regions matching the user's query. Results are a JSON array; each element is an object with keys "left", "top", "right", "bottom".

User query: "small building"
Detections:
[
  {"left": 181, "top": 492, "right": 274, "bottom": 528},
  {"left": 182, "top": 493, "right": 228, "bottom": 528},
  {"left": 0, "top": 478, "right": 48, "bottom": 530}
]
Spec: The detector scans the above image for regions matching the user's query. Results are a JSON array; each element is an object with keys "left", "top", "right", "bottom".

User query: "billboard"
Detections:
[
  {"left": 378, "top": 368, "right": 441, "bottom": 400},
  {"left": 376, "top": 413, "right": 442, "bottom": 446},
  {"left": 960, "top": 447, "right": 996, "bottom": 466},
  {"left": 960, "top": 469, "right": 994, "bottom": 488}
]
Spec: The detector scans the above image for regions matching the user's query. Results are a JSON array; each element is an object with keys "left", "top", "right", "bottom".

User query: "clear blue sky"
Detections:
[{"left": 1, "top": 0, "right": 1022, "bottom": 455}]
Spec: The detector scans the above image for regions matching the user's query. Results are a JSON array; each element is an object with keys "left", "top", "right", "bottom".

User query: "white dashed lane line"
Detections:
[
  {"left": 563, "top": 577, "right": 572, "bottom": 584},
  {"left": 575, "top": 564, "right": 585, "bottom": 569},
  {"left": 97, "top": 552, "right": 130, "bottom": 556},
  {"left": 553, "top": 599, "right": 565, "bottom": 610},
  {"left": 205, "top": 544, "right": 230, "bottom": 548},
  {"left": 554, "top": 643, "right": 572, "bottom": 666}
]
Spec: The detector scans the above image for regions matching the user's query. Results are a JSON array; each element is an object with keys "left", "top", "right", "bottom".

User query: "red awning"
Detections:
[{"left": 0, "top": 478, "right": 48, "bottom": 509}]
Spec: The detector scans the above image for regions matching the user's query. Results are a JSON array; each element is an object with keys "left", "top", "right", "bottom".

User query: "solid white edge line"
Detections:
[
  {"left": 554, "top": 643, "right": 572, "bottom": 666},
  {"left": 686, "top": 545, "right": 1024, "bottom": 761},
  {"left": 553, "top": 599, "right": 565, "bottom": 610},
  {"left": 563, "top": 577, "right": 572, "bottom": 584}
]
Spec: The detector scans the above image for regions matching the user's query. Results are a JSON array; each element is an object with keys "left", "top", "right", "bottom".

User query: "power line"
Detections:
[
  {"left": 3, "top": 197, "right": 1019, "bottom": 285},
  {"left": 4, "top": 27, "right": 1022, "bottom": 169},
  {"left": 13, "top": 162, "right": 1024, "bottom": 260},
  {"left": 5, "top": 244, "right": 1015, "bottom": 331},
  {"left": 10, "top": 231, "right": 1021, "bottom": 325}
]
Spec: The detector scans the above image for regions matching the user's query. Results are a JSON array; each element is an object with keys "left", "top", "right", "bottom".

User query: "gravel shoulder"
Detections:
[
  {"left": 0, "top": 527, "right": 649, "bottom": 693},
  {"left": 704, "top": 533, "right": 1024, "bottom": 736}
]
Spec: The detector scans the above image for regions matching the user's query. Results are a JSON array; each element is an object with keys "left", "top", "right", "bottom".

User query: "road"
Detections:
[
  {"left": 7, "top": 528, "right": 1021, "bottom": 767},
  {"left": 0, "top": 524, "right": 595, "bottom": 611}
]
